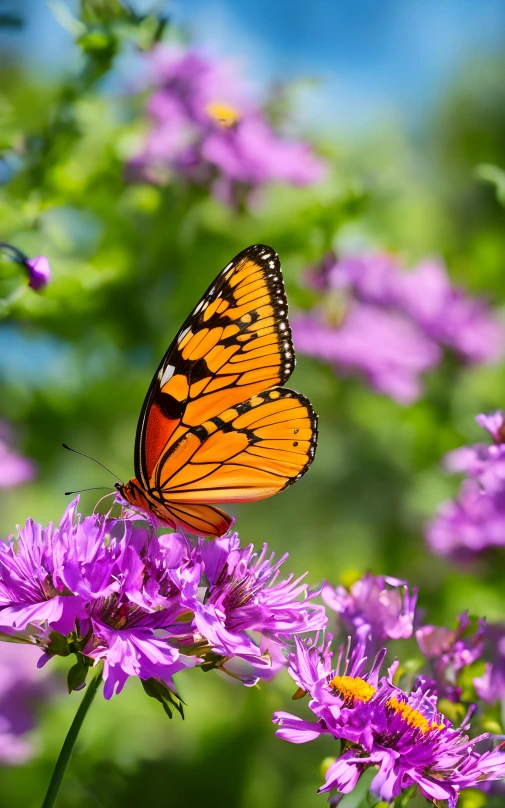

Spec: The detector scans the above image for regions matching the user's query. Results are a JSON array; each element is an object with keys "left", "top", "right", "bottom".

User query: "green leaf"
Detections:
[
  {"left": 141, "top": 678, "right": 185, "bottom": 720},
  {"left": 46, "top": 631, "right": 71, "bottom": 657},
  {"left": 67, "top": 655, "right": 93, "bottom": 693},
  {"left": 76, "top": 31, "right": 117, "bottom": 54},
  {"left": 392, "top": 786, "right": 418, "bottom": 807},
  {"left": 80, "top": 0, "right": 127, "bottom": 25}
]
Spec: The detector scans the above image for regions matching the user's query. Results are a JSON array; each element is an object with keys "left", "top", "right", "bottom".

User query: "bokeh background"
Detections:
[{"left": 1, "top": 1, "right": 505, "bottom": 806}]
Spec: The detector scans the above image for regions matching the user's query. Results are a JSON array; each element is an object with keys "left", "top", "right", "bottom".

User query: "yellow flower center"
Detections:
[
  {"left": 329, "top": 675, "right": 376, "bottom": 703},
  {"left": 386, "top": 697, "right": 445, "bottom": 734},
  {"left": 206, "top": 101, "right": 241, "bottom": 127}
]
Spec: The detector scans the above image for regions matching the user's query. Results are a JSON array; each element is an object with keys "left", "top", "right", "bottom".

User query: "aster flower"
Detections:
[
  {"left": 0, "top": 420, "right": 36, "bottom": 488},
  {"left": 397, "top": 260, "right": 505, "bottom": 363},
  {"left": 193, "top": 535, "right": 327, "bottom": 682},
  {"left": 0, "top": 498, "right": 195, "bottom": 698},
  {"left": 322, "top": 573, "right": 417, "bottom": 652},
  {"left": 274, "top": 637, "right": 505, "bottom": 806},
  {"left": 128, "top": 45, "right": 324, "bottom": 203},
  {"left": 427, "top": 411, "right": 505, "bottom": 557},
  {"left": 0, "top": 497, "right": 325, "bottom": 696},
  {"left": 295, "top": 251, "right": 504, "bottom": 405},
  {"left": 292, "top": 306, "right": 440, "bottom": 405},
  {"left": 416, "top": 612, "right": 486, "bottom": 701},
  {"left": 326, "top": 252, "right": 505, "bottom": 364}
]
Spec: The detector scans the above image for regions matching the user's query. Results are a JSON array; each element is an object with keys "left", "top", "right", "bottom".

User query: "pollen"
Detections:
[
  {"left": 386, "top": 697, "right": 445, "bottom": 734},
  {"left": 206, "top": 101, "right": 241, "bottom": 127},
  {"left": 329, "top": 675, "right": 376, "bottom": 704}
]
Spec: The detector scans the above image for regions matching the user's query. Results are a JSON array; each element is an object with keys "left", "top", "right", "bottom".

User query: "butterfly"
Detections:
[{"left": 117, "top": 244, "right": 318, "bottom": 537}]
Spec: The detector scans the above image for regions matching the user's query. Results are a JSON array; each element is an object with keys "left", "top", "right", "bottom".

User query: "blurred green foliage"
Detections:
[{"left": 1, "top": 5, "right": 505, "bottom": 808}]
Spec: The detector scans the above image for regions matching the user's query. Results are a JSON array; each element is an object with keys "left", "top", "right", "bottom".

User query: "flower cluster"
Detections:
[
  {"left": 416, "top": 612, "right": 487, "bottom": 702},
  {"left": 293, "top": 252, "right": 505, "bottom": 404},
  {"left": 274, "top": 637, "right": 505, "bottom": 806},
  {"left": 428, "top": 410, "right": 505, "bottom": 557},
  {"left": 128, "top": 45, "right": 325, "bottom": 205},
  {"left": 321, "top": 571, "right": 498, "bottom": 710},
  {"left": 0, "top": 420, "right": 36, "bottom": 489},
  {"left": 322, "top": 572, "right": 417, "bottom": 654},
  {"left": 0, "top": 498, "right": 326, "bottom": 700}
]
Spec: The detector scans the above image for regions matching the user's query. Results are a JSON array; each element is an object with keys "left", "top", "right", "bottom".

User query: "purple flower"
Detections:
[
  {"left": 274, "top": 637, "right": 505, "bottom": 806},
  {"left": 322, "top": 573, "right": 417, "bottom": 651},
  {"left": 295, "top": 252, "right": 504, "bottom": 405},
  {"left": 128, "top": 45, "right": 324, "bottom": 203},
  {"left": 324, "top": 252, "right": 400, "bottom": 306},
  {"left": 292, "top": 306, "right": 440, "bottom": 405},
  {"left": 0, "top": 243, "right": 51, "bottom": 292},
  {"left": 427, "top": 411, "right": 505, "bottom": 557},
  {"left": 0, "top": 643, "right": 48, "bottom": 764},
  {"left": 0, "top": 498, "right": 325, "bottom": 697},
  {"left": 193, "top": 535, "right": 327, "bottom": 682},
  {"left": 275, "top": 636, "right": 385, "bottom": 745},
  {"left": 416, "top": 612, "right": 486, "bottom": 701},
  {"left": 0, "top": 498, "right": 194, "bottom": 698},
  {"left": 0, "top": 421, "right": 36, "bottom": 488},
  {"left": 397, "top": 260, "right": 505, "bottom": 363},
  {"left": 25, "top": 256, "right": 51, "bottom": 291},
  {"left": 476, "top": 410, "right": 505, "bottom": 443},
  {"left": 473, "top": 625, "right": 505, "bottom": 703},
  {"left": 201, "top": 115, "right": 324, "bottom": 189}
]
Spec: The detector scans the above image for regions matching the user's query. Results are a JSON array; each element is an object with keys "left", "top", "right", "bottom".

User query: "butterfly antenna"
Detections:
[
  {"left": 65, "top": 486, "right": 116, "bottom": 496},
  {"left": 62, "top": 444, "right": 123, "bottom": 484}
]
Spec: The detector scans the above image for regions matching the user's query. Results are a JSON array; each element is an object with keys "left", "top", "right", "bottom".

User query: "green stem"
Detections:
[{"left": 41, "top": 669, "right": 103, "bottom": 808}]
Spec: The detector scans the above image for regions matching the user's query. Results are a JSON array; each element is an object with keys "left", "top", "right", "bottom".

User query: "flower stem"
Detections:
[{"left": 41, "top": 668, "right": 103, "bottom": 808}]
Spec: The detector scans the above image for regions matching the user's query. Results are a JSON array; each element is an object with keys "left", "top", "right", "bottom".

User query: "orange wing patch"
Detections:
[{"left": 152, "top": 388, "right": 317, "bottom": 503}]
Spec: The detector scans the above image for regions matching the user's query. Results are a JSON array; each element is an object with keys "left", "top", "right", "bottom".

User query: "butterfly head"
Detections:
[
  {"left": 116, "top": 478, "right": 145, "bottom": 509},
  {"left": 117, "top": 478, "right": 179, "bottom": 530}
]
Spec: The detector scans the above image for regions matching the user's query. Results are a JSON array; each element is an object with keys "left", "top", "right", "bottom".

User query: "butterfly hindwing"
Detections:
[
  {"left": 135, "top": 244, "right": 296, "bottom": 490},
  {"left": 155, "top": 387, "right": 318, "bottom": 503}
]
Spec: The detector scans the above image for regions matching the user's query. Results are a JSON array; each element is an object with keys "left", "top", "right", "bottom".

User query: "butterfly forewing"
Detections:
[{"left": 135, "top": 244, "right": 296, "bottom": 489}]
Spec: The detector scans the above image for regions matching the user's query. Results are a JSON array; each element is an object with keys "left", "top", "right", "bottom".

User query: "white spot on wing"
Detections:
[
  {"left": 177, "top": 326, "right": 190, "bottom": 344},
  {"left": 159, "top": 364, "right": 175, "bottom": 386}
]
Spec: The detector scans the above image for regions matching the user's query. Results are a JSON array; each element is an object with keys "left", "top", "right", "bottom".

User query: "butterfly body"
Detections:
[{"left": 119, "top": 244, "right": 318, "bottom": 537}]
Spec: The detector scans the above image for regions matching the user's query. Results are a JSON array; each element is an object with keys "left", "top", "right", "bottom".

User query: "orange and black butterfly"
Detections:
[{"left": 118, "top": 244, "right": 318, "bottom": 537}]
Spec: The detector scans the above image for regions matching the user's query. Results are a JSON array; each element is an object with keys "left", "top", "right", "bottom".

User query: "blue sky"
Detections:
[{"left": 2, "top": 0, "right": 505, "bottom": 132}]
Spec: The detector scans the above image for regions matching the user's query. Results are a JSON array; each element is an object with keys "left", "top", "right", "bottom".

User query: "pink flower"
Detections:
[
  {"left": 295, "top": 251, "right": 505, "bottom": 405},
  {"left": 26, "top": 256, "right": 51, "bottom": 291},
  {"left": 0, "top": 421, "right": 36, "bottom": 488},
  {"left": 128, "top": 45, "right": 325, "bottom": 204},
  {"left": 428, "top": 412, "right": 505, "bottom": 557}
]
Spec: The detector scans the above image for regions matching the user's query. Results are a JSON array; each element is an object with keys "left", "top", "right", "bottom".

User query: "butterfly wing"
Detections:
[
  {"left": 131, "top": 243, "right": 317, "bottom": 536},
  {"left": 155, "top": 387, "right": 317, "bottom": 502}
]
